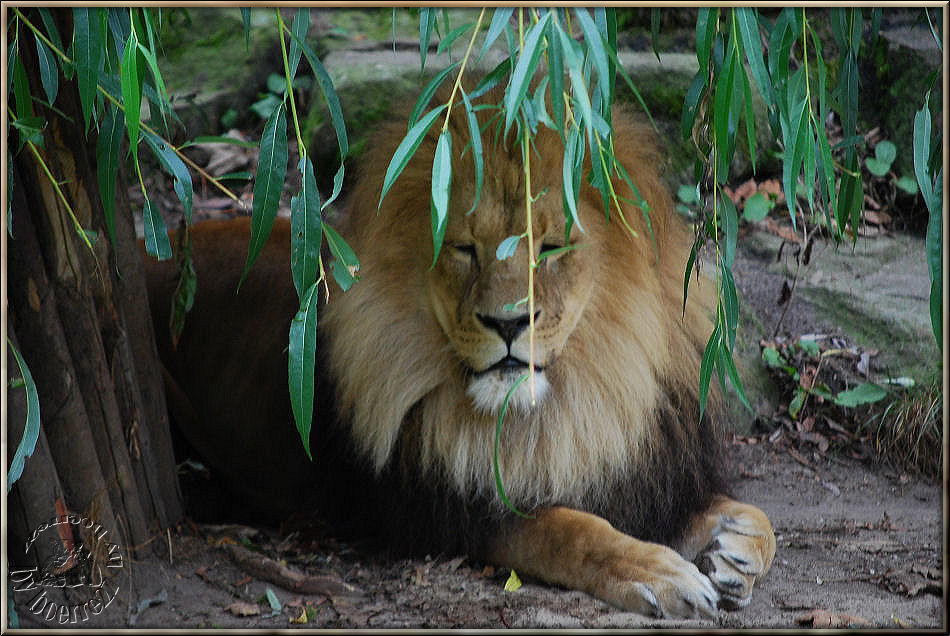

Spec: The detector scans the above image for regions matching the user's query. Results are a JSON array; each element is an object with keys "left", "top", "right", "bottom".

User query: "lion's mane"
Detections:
[{"left": 319, "top": 85, "right": 727, "bottom": 554}]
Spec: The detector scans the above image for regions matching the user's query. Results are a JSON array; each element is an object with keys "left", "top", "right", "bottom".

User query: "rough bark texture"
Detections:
[{"left": 6, "top": 9, "right": 182, "bottom": 574}]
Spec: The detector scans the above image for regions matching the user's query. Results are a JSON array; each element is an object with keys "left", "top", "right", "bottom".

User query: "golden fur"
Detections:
[
  {"left": 146, "top": 83, "right": 775, "bottom": 618},
  {"left": 322, "top": 96, "right": 717, "bottom": 512}
]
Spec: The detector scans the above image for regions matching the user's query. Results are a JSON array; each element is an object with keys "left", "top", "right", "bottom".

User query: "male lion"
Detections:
[{"left": 145, "top": 86, "right": 774, "bottom": 619}]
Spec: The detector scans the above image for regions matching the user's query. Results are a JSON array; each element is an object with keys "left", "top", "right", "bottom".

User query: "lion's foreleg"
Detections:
[
  {"left": 676, "top": 496, "right": 776, "bottom": 609},
  {"left": 487, "top": 506, "right": 719, "bottom": 618}
]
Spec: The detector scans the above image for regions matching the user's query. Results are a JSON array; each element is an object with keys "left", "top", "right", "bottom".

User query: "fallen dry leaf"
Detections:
[
  {"left": 226, "top": 601, "right": 261, "bottom": 617},
  {"left": 796, "top": 609, "right": 871, "bottom": 628}
]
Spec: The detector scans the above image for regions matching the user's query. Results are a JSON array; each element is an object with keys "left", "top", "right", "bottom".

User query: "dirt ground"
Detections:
[
  {"left": 11, "top": 203, "right": 945, "bottom": 630},
  {"left": 11, "top": 438, "right": 942, "bottom": 629}
]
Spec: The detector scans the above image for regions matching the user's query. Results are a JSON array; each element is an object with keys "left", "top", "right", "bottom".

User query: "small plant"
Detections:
[{"left": 761, "top": 337, "right": 888, "bottom": 421}]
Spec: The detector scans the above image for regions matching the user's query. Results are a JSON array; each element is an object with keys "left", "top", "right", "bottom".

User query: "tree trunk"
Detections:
[{"left": 5, "top": 10, "right": 182, "bottom": 622}]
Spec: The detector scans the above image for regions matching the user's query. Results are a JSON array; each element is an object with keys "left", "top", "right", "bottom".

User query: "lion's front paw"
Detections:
[
  {"left": 693, "top": 513, "right": 774, "bottom": 610},
  {"left": 607, "top": 545, "right": 720, "bottom": 619}
]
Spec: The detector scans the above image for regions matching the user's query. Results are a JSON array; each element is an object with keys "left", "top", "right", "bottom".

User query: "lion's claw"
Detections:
[{"left": 694, "top": 513, "right": 773, "bottom": 609}]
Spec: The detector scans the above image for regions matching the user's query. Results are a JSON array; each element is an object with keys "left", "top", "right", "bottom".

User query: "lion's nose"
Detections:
[{"left": 476, "top": 312, "right": 539, "bottom": 346}]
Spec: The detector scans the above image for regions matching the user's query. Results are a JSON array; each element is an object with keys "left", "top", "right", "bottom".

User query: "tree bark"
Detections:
[{"left": 6, "top": 9, "right": 182, "bottom": 575}]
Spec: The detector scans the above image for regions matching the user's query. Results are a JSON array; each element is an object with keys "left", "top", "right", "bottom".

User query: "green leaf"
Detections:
[
  {"left": 896, "top": 176, "right": 919, "bottom": 195},
  {"left": 742, "top": 192, "right": 772, "bottom": 222},
  {"left": 546, "top": 19, "right": 565, "bottom": 135},
  {"left": 695, "top": 8, "right": 718, "bottom": 77},
  {"left": 504, "top": 12, "right": 552, "bottom": 135},
  {"left": 286, "top": 27, "right": 348, "bottom": 207},
  {"left": 431, "top": 129, "right": 453, "bottom": 267},
  {"left": 120, "top": 29, "right": 142, "bottom": 162},
  {"left": 287, "top": 8, "right": 309, "bottom": 80},
  {"left": 478, "top": 7, "right": 514, "bottom": 62},
  {"left": 721, "top": 261, "right": 739, "bottom": 349},
  {"left": 834, "top": 383, "right": 887, "bottom": 408},
  {"left": 930, "top": 277, "right": 942, "bottom": 350},
  {"left": 38, "top": 8, "right": 65, "bottom": 55},
  {"left": 735, "top": 8, "right": 771, "bottom": 104},
  {"left": 265, "top": 587, "right": 282, "bottom": 614},
  {"left": 241, "top": 8, "right": 251, "bottom": 51},
  {"left": 682, "top": 244, "right": 697, "bottom": 318},
  {"left": 143, "top": 132, "right": 193, "bottom": 223},
  {"left": 289, "top": 281, "right": 319, "bottom": 460},
  {"left": 97, "top": 106, "right": 124, "bottom": 251},
  {"left": 142, "top": 198, "right": 171, "bottom": 260},
  {"left": 34, "top": 34, "right": 59, "bottom": 104},
  {"left": 323, "top": 223, "right": 359, "bottom": 292},
  {"left": 798, "top": 337, "right": 820, "bottom": 357},
  {"left": 762, "top": 346, "right": 785, "bottom": 367},
  {"left": 789, "top": 389, "right": 805, "bottom": 419},
  {"left": 419, "top": 8, "right": 437, "bottom": 74},
  {"left": 72, "top": 7, "right": 103, "bottom": 131},
  {"left": 561, "top": 124, "right": 585, "bottom": 235},
  {"left": 240, "top": 101, "right": 288, "bottom": 288},
  {"left": 698, "top": 323, "right": 722, "bottom": 421},
  {"left": 721, "top": 195, "right": 738, "bottom": 269},
  {"left": 681, "top": 71, "right": 706, "bottom": 141},
  {"left": 719, "top": 340, "right": 751, "bottom": 412},
  {"left": 182, "top": 135, "right": 258, "bottom": 148},
  {"left": 493, "top": 372, "right": 533, "bottom": 518},
  {"left": 291, "top": 155, "right": 323, "bottom": 302},
  {"left": 7, "top": 339, "right": 41, "bottom": 491},
  {"left": 874, "top": 140, "right": 896, "bottom": 166},
  {"left": 496, "top": 234, "right": 522, "bottom": 261},
  {"left": 378, "top": 104, "right": 447, "bottom": 209},
  {"left": 409, "top": 61, "right": 460, "bottom": 128},
  {"left": 437, "top": 21, "right": 475, "bottom": 56},
  {"left": 650, "top": 8, "right": 661, "bottom": 61},
  {"left": 11, "top": 54, "right": 32, "bottom": 126},
  {"left": 460, "top": 88, "right": 483, "bottom": 215},
  {"left": 471, "top": 56, "right": 512, "bottom": 100},
  {"left": 572, "top": 8, "right": 611, "bottom": 104},
  {"left": 913, "top": 98, "right": 938, "bottom": 214},
  {"left": 865, "top": 157, "right": 888, "bottom": 177},
  {"left": 713, "top": 44, "right": 739, "bottom": 180}
]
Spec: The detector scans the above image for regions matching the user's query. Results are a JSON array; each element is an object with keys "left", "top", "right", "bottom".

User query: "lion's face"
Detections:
[
  {"left": 427, "top": 178, "right": 599, "bottom": 414},
  {"left": 323, "top": 90, "right": 716, "bottom": 505}
]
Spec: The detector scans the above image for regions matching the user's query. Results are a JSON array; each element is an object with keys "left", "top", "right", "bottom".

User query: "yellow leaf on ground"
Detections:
[{"left": 504, "top": 569, "right": 522, "bottom": 592}]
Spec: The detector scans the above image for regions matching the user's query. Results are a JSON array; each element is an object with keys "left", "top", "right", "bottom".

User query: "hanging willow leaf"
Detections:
[
  {"left": 7, "top": 340, "right": 41, "bottom": 491},
  {"left": 572, "top": 8, "right": 611, "bottom": 105},
  {"left": 291, "top": 154, "right": 323, "bottom": 302},
  {"left": 72, "top": 7, "right": 103, "bottom": 130},
  {"left": 698, "top": 322, "right": 722, "bottom": 421},
  {"left": 494, "top": 373, "right": 533, "bottom": 518},
  {"left": 240, "top": 101, "right": 288, "bottom": 288},
  {"left": 143, "top": 131, "right": 193, "bottom": 223},
  {"left": 287, "top": 8, "right": 309, "bottom": 80},
  {"left": 379, "top": 104, "right": 447, "bottom": 209},
  {"left": 289, "top": 281, "right": 319, "bottom": 460},
  {"left": 409, "top": 61, "right": 460, "bottom": 128},
  {"left": 33, "top": 34, "right": 59, "bottom": 104},
  {"left": 419, "top": 8, "right": 437, "bottom": 74},
  {"left": 460, "top": 88, "right": 484, "bottom": 215},
  {"left": 478, "top": 7, "right": 514, "bottom": 62},
  {"left": 323, "top": 222, "right": 359, "bottom": 291},
  {"left": 120, "top": 28, "right": 143, "bottom": 163},
  {"left": 142, "top": 198, "right": 171, "bottom": 260},
  {"left": 97, "top": 106, "right": 124, "bottom": 251},
  {"left": 504, "top": 12, "right": 552, "bottom": 136},
  {"left": 735, "top": 8, "right": 771, "bottom": 104},
  {"left": 286, "top": 26, "right": 348, "bottom": 208},
  {"left": 431, "top": 129, "right": 453, "bottom": 267}
]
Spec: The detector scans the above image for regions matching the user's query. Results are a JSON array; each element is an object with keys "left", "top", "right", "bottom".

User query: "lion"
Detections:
[{"left": 145, "top": 84, "right": 775, "bottom": 619}]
